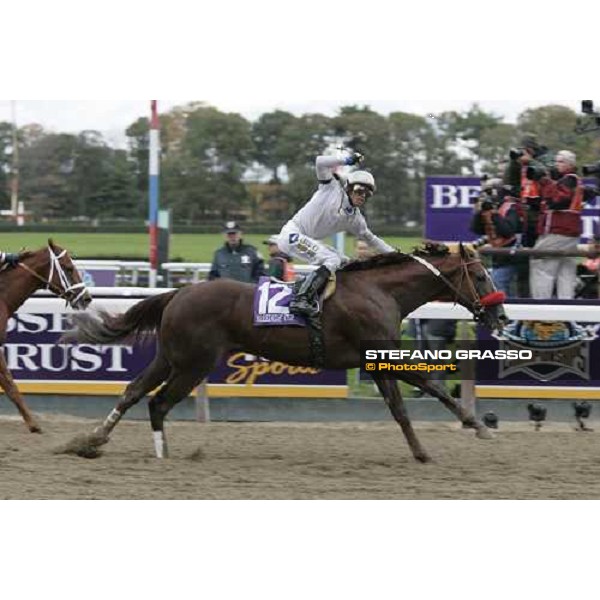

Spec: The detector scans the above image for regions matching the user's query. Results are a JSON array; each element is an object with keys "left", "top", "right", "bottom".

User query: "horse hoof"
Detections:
[
  {"left": 29, "top": 424, "right": 43, "bottom": 434},
  {"left": 89, "top": 431, "right": 110, "bottom": 446},
  {"left": 476, "top": 427, "right": 494, "bottom": 440},
  {"left": 54, "top": 432, "right": 107, "bottom": 459},
  {"left": 415, "top": 454, "right": 433, "bottom": 464}
]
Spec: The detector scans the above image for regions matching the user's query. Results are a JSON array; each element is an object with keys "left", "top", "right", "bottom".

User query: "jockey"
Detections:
[
  {"left": 0, "top": 251, "right": 21, "bottom": 268},
  {"left": 278, "top": 152, "right": 395, "bottom": 317}
]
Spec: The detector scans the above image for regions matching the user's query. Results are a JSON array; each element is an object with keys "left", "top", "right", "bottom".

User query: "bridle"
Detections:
[
  {"left": 410, "top": 252, "right": 505, "bottom": 322},
  {"left": 18, "top": 245, "right": 89, "bottom": 307}
]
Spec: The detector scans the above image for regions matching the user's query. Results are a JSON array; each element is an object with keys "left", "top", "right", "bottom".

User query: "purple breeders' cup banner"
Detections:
[
  {"left": 425, "top": 176, "right": 600, "bottom": 242},
  {"left": 253, "top": 276, "right": 305, "bottom": 327},
  {"left": 5, "top": 312, "right": 346, "bottom": 393},
  {"left": 5, "top": 313, "right": 156, "bottom": 381}
]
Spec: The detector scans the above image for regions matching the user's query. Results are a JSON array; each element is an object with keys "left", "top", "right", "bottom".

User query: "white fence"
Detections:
[{"left": 75, "top": 260, "right": 317, "bottom": 287}]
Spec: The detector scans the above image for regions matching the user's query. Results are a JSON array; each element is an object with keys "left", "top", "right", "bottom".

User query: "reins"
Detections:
[{"left": 409, "top": 252, "right": 503, "bottom": 320}]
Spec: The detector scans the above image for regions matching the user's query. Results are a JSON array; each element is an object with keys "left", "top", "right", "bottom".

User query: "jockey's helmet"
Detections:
[{"left": 347, "top": 170, "right": 376, "bottom": 193}]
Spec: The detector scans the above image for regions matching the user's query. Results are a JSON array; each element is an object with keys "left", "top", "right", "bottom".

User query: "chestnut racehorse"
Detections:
[
  {"left": 65, "top": 243, "right": 506, "bottom": 462},
  {"left": 0, "top": 240, "right": 91, "bottom": 432}
]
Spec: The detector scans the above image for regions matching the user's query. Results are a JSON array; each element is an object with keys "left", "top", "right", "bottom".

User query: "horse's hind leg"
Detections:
[
  {"left": 403, "top": 373, "right": 492, "bottom": 440},
  {"left": 372, "top": 375, "right": 431, "bottom": 463},
  {"left": 147, "top": 369, "right": 205, "bottom": 458},
  {"left": 0, "top": 351, "right": 41, "bottom": 433}
]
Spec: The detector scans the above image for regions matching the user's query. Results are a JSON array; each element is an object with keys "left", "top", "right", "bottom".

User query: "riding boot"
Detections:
[{"left": 289, "top": 265, "right": 331, "bottom": 318}]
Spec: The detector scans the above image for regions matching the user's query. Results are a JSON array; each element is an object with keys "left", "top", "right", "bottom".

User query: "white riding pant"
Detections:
[
  {"left": 530, "top": 234, "right": 579, "bottom": 299},
  {"left": 278, "top": 221, "right": 349, "bottom": 272}
]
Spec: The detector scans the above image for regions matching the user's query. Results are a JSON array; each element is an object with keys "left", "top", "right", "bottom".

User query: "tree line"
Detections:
[{"left": 1, "top": 102, "right": 599, "bottom": 228}]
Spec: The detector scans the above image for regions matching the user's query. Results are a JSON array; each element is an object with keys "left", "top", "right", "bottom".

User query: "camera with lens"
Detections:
[
  {"left": 477, "top": 188, "right": 500, "bottom": 211},
  {"left": 509, "top": 143, "right": 549, "bottom": 161},
  {"left": 526, "top": 165, "right": 546, "bottom": 181},
  {"left": 576, "top": 100, "right": 600, "bottom": 134},
  {"left": 526, "top": 164, "right": 560, "bottom": 181},
  {"left": 582, "top": 100, "right": 595, "bottom": 114},
  {"left": 582, "top": 162, "right": 600, "bottom": 177}
]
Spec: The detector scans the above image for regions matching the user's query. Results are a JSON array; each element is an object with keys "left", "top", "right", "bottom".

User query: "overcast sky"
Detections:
[{"left": 0, "top": 99, "right": 584, "bottom": 148}]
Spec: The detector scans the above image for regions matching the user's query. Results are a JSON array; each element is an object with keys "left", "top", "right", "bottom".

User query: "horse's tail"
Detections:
[{"left": 61, "top": 290, "right": 179, "bottom": 345}]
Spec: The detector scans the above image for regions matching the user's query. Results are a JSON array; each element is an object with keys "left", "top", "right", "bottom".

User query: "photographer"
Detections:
[
  {"left": 504, "top": 135, "right": 553, "bottom": 296},
  {"left": 504, "top": 134, "right": 551, "bottom": 213},
  {"left": 470, "top": 177, "right": 525, "bottom": 296},
  {"left": 530, "top": 150, "right": 583, "bottom": 299}
]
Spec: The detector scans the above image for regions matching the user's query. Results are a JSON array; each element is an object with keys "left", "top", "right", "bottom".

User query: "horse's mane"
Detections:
[{"left": 340, "top": 242, "right": 451, "bottom": 273}]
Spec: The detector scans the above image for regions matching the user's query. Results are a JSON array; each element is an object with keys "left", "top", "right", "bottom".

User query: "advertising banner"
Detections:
[
  {"left": 476, "top": 299, "right": 600, "bottom": 399},
  {"left": 3, "top": 311, "right": 347, "bottom": 398},
  {"left": 425, "top": 176, "right": 600, "bottom": 242}
]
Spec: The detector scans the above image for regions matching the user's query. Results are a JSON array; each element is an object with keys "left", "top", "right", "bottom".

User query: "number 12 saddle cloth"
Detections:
[{"left": 252, "top": 276, "right": 336, "bottom": 327}]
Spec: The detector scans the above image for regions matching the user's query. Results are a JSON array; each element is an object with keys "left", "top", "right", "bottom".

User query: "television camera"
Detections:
[{"left": 577, "top": 100, "right": 600, "bottom": 183}]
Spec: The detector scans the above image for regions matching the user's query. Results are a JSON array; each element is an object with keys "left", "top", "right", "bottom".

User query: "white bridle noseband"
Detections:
[{"left": 47, "top": 246, "right": 89, "bottom": 307}]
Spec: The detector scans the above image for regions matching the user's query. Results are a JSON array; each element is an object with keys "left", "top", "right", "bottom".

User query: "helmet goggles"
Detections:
[{"left": 350, "top": 183, "right": 373, "bottom": 198}]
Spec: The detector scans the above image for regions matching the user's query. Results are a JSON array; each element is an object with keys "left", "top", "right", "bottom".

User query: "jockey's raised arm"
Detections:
[{"left": 315, "top": 154, "right": 350, "bottom": 183}]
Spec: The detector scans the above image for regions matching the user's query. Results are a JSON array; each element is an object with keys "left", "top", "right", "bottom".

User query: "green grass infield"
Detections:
[{"left": 2, "top": 232, "right": 424, "bottom": 262}]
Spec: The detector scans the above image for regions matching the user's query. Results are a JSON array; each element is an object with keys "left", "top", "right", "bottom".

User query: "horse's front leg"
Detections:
[
  {"left": 404, "top": 373, "right": 493, "bottom": 440},
  {"left": 0, "top": 349, "right": 42, "bottom": 433},
  {"left": 372, "top": 375, "right": 432, "bottom": 463}
]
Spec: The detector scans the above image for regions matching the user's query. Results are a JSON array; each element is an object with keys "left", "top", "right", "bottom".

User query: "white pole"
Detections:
[
  {"left": 195, "top": 379, "right": 211, "bottom": 423},
  {"left": 10, "top": 101, "right": 19, "bottom": 221},
  {"left": 333, "top": 231, "right": 345, "bottom": 255},
  {"left": 17, "top": 201, "right": 25, "bottom": 227},
  {"left": 148, "top": 100, "right": 160, "bottom": 288}
]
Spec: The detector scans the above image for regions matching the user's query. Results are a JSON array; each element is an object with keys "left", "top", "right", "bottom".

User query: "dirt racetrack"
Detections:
[{"left": 2, "top": 414, "right": 600, "bottom": 499}]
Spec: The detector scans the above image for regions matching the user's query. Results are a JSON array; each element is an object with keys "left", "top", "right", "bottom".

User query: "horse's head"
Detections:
[
  {"left": 452, "top": 243, "right": 507, "bottom": 332},
  {"left": 419, "top": 242, "right": 507, "bottom": 332},
  {"left": 23, "top": 239, "right": 92, "bottom": 310}
]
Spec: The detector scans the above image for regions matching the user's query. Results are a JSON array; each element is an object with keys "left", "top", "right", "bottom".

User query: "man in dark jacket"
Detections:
[
  {"left": 208, "top": 221, "right": 265, "bottom": 283},
  {"left": 471, "top": 178, "right": 525, "bottom": 297}
]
